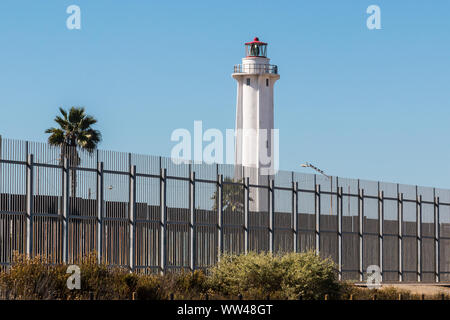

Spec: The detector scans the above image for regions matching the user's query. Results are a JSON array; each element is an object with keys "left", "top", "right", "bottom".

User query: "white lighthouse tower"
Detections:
[{"left": 232, "top": 37, "right": 280, "bottom": 187}]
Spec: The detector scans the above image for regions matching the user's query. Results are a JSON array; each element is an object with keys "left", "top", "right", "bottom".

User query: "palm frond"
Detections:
[
  {"left": 47, "top": 128, "right": 65, "bottom": 146},
  {"left": 68, "top": 107, "right": 85, "bottom": 124},
  {"left": 79, "top": 116, "right": 97, "bottom": 130},
  {"left": 46, "top": 106, "right": 101, "bottom": 157},
  {"left": 54, "top": 116, "right": 68, "bottom": 130},
  {"left": 59, "top": 107, "right": 68, "bottom": 120},
  {"left": 77, "top": 129, "right": 101, "bottom": 153}
]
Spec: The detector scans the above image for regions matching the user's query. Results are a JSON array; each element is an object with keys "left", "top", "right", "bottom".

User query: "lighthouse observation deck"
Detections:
[{"left": 233, "top": 64, "right": 278, "bottom": 75}]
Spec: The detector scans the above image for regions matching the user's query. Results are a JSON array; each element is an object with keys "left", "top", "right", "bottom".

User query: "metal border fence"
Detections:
[{"left": 1, "top": 136, "right": 450, "bottom": 282}]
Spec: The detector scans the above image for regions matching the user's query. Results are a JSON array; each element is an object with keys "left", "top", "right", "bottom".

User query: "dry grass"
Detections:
[{"left": 341, "top": 283, "right": 450, "bottom": 300}]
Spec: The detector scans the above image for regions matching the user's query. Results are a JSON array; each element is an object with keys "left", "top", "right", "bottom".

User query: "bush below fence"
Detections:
[
  {"left": 0, "top": 251, "right": 340, "bottom": 300},
  {"left": 1, "top": 251, "right": 449, "bottom": 300}
]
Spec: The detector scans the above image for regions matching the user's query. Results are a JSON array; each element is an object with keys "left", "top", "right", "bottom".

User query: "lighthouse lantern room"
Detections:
[{"left": 245, "top": 37, "right": 267, "bottom": 57}]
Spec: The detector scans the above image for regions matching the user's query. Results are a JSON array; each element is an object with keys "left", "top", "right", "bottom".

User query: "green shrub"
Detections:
[
  {"left": 208, "top": 251, "right": 341, "bottom": 300},
  {"left": 0, "top": 252, "right": 136, "bottom": 300},
  {"left": 174, "top": 270, "right": 208, "bottom": 298},
  {"left": 155, "top": 270, "right": 209, "bottom": 300},
  {"left": 74, "top": 252, "right": 137, "bottom": 300},
  {"left": 0, "top": 253, "right": 68, "bottom": 300},
  {"left": 135, "top": 275, "right": 163, "bottom": 300},
  {"left": 280, "top": 252, "right": 341, "bottom": 299}
]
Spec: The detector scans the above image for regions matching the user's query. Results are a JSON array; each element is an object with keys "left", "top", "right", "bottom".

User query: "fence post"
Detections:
[
  {"left": 244, "top": 177, "right": 249, "bottom": 254},
  {"left": 189, "top": 171, "right": 196, "bottom": 271},
  {"left": 269, "top": 179, "right": 275, "bottom": 254},
  {"left": 358, "top": 188, "right": 364, "bottom": 282},
  {"left": 434, "top": 194, "right": 440, "bottom": 283},
  {"left": 62, "top": 157, "right": 70, "bottom": 264},
  {"left": 97, "top": 162, "right": 104, "bottom": 263},
  {"left": 417, "top": 193, "right": 422, "bottom": 282},
  {"left": 129, "top": 165, "right": 136, "bottom": 271},
  {"left": 217, "top": 174, "right": 223, "bottom": 261},
  {"left": 398, "top": 192, "right": 403, "bottom": 282},
  {"left": 160, "top": 168, "right": 167, "bottom": 274},
  {"left": 379, "top": 189, "right": 384, "bottom": 283},
  {"left": 293, "top": 181, "right": 298, "bottom": 253},
  {"left": 315, "top": 184, "right": 320, "bottom": 255},
  {"left": 0, "top": 135, "right": 2, "bottom": 201},
  {"left": 26, "top": 154, "right": 33, "bottom": 257},
  {"left": 337, "top": 186, "right": 343, "bottom": 281}
]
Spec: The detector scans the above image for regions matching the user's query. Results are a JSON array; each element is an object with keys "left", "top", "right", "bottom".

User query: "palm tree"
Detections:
[{"left": 45, "top": 107, "right": 101, "bottom": 197}]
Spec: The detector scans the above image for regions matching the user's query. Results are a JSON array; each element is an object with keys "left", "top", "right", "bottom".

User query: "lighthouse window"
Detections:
[
  {"left": 246, "top": 78, "right": 250, "bottom": 85},
  {"left": 266, "top": 79, "right": 269, "bottom": 87}
]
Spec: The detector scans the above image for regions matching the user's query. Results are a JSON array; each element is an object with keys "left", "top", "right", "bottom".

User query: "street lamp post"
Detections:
[{"left": 301, "top": 162, "right": 330, "bottom": 178}]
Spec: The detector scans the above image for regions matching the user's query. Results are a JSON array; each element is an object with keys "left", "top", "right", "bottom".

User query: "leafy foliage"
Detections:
[
  {"left": 0, "top": 253, "right": 68, "bottom": 300},
  {"left": 208, "top": 251, "right": 341, "bottom": 300},
  {"left": 45, "top": 107, "right": 101, "bottom": 196},
  {"left": 45, "top": 107, "right": 101, "bottom": 153},
  {"left": 2, "top": 251, "right": 439, "bottom": 300},
  {"left": 210, "top": 178, "right": 252, "bottom": 212}
]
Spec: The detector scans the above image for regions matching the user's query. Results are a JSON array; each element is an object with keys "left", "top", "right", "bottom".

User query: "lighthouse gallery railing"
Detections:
[{"left": 233, "top": 64, "right": 278, "bottom": 75}]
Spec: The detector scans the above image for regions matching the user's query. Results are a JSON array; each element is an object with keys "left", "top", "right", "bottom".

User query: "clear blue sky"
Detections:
[{"left": 0, "top": 1, "right": 449, "bottom": 188}]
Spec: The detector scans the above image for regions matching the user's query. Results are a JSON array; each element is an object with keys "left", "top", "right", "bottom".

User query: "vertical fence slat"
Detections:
[
  {"left": 434, "top": 195, "right": 440, "bottom": 283},
  {"left": 398, "top": 192, "right": 403, "bottom": 282},
  {"left": 129, "top": 165, "right": 136, "bottom": 271},
  {"left": 293, "top": 181, "right": 298, "bottom": 253},
  {"left": 417, "top": 192, "right": 422, "bottom": 282},
  {"left": 0, "top": 135, "right": 2, "bottom": 215},
  {"left": 62, "top": 157, "right": 69, "bottom": 264},
  {"left": 160, "top": 168, "right": 167, "bottom": 274},
  {"left": 379, "top": 189, "right": 384, "bottom": 282},
  {"left": 315, "top": 184, "right": 320, "bottom": 255},
  {"left": 337, "top": 186, "right": 343, "bottom": 281},
  {"left": 26, "top": 153, "right": 33, "bottom": 257},
  {"left": 97, "top": 162, "right": 104, "bottom": 263},
  {"left": 244, "top": 177, "right": 249, "bottom": 254},
  {"left": 359, "top": 188, "right": 364, "bottom": 282},
  {"left": 189, "top": 171, "right": 195, "bottom": 271},
  {"left": 217, "top": 174, "right": 223, "bottom": 260},
  {"left": 269, "top": 179, "right": 275, "bottom": 253}
]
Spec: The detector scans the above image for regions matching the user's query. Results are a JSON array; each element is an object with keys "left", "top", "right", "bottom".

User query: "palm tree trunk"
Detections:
[{"left": 61, "top": 145, "right": 79, "bottom": 198}]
